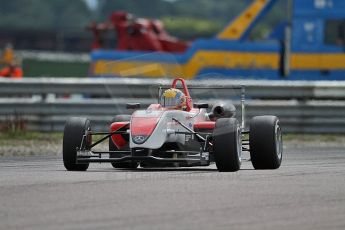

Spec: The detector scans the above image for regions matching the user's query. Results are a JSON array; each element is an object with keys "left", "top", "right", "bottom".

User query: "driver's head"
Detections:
[{"left": 161, "top": 88, "right": 186, "bottom": 110}]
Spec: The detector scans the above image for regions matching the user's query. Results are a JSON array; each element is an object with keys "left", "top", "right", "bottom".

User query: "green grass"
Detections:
[
  {"left": 0, "top": 131, "right": 63, "bottom": 141},
  {"left": 23, "top": 59, "right": 89, "bottom": 77},
  {"left": 0, "top": 131, "right": 106, "bottom": 143},
  {"left": 283, "top": 134, "right": 345, "bottom": 142}
]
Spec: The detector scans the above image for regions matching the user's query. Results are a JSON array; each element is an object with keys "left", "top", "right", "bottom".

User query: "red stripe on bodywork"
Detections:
[
  {"left": 148, "top": 104, "right": 162, "bottom": 110},
  {"left": 194, "top": 121, "right": 215, "bottom": 130},
  {"left": 131, "top": 117, "right": 160, "bottom": 136},
  {"left": 110, "top": 122, "right": 129, "bottom": 149}
]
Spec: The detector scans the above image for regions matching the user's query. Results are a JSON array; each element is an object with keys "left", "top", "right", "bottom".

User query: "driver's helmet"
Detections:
[{"left": 161, "top": 88, "right": 186, "bottom": 109}]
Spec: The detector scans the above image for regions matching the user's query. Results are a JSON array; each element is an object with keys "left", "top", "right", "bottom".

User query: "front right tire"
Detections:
[{"left": 63, "top": 117, "right": 90, "bottom": 171}]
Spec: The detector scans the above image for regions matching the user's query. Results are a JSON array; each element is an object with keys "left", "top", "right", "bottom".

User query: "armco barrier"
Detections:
[
  {"left": 1, "top": 78, "right": 345, "bottom": 133},
  {"left": 2, "top": 78, "right": 345, "bottom": 99}
]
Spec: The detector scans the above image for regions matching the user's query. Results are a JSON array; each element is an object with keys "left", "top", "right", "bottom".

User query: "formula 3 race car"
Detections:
[{"left": 63, "top": 78, "right": 283, "bottom": 172}]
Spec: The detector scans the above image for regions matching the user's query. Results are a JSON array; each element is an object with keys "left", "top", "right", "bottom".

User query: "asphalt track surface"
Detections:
[{"left": 1, "top": 146, "right": 345, "bottom": 230}]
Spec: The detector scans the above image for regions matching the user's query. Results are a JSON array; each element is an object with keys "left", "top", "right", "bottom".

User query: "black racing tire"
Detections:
[
  {"left": 109, "top": 115, "right": 139, "bottom": 169},
  {"left": 63, "top": 117, "right": 90, "bottom": 171},
  {"left": 213, "top": 118, "right": 242, "bottom": 172},
  {"left": 249, "top": 116, "right": 283, "bottom": 169}
]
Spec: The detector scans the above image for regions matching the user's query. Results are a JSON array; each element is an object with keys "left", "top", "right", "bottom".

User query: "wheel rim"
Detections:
[
  {"left": 275, "top": 123, "right": 283, "bottom": 160},
  {"left": 237, "top": 126, "right": 242, "bottom": 162}
]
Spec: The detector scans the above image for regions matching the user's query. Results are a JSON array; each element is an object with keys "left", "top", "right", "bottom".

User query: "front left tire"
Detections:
[{"left": 213, "top": 118, "right": 242, "bottom": 172}]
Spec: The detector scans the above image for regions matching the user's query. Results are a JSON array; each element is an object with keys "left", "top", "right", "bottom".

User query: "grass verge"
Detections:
[
  {"left": 0, "top": 131, "right": 63, "bottom": 142},
  {"left": 0, "top": 132, "right": 344, "bottom": 157}
]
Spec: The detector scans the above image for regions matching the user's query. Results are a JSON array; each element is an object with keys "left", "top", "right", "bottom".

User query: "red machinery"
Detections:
[{"left": 88, "top": 11, "right": 189, "bottom": 52}]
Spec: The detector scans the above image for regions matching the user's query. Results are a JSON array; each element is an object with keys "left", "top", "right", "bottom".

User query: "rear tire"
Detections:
[
  {"left": 109, "top": 115, "right": 139, "bottom": 169},
  {"left": 63, "top": 117, "right": 90, "bottom": 171},
  {"left": 213, "top": 118, "right": 242, "bottom": 172},
  {"left": 249, "top": 116, "right": 283, "bottom": 169}
]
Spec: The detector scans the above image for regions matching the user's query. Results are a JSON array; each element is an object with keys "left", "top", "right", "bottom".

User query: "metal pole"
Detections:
[
  {"left": 284, "top": 0, "right": 293, "bottom": 77},
  {"left": 158, "top": 86, "right": 162, "bottom": 104},
  {"left": 241, "top": 86, "right": 245, "bottom": 131}
]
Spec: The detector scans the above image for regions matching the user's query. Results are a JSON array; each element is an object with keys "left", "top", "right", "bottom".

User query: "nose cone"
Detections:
[
  {"left": 132, "top": 134, "right": 149, "bottom": 144},
  {"left": 131, "top": 117, "right": 160, "bottom": 144}
]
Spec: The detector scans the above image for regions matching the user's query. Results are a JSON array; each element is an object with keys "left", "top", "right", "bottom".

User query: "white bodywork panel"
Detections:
[{"left": 130, "top": 109, "right": 208, "bottom": 149}]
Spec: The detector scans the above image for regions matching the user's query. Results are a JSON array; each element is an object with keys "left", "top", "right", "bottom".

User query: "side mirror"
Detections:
[
  {"left": 194, "top": 103, "right": 209, "bottom": 109},
  {"left": 126, "top": 103, "right": 140, "bottom": 109}
]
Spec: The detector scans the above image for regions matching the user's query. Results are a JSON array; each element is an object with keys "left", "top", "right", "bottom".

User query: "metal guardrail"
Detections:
[
  {"left": 1, "top": 78, "right": 345, "bottom": 133},
  {"left": 2, "top": 78, "right": 345, "bottom": 99},
  {"left": 2, "top": 100, "right": 345, "bottom": 133}
]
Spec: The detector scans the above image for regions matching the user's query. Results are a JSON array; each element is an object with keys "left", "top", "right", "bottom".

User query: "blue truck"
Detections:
[{"left": 90, "top": 0, "right": 345, "bottom": 80}]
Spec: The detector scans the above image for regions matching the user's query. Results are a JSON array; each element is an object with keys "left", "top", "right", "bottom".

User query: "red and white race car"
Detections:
[{"left": 63, "top": 78, "right": 282, "bottom": 172}]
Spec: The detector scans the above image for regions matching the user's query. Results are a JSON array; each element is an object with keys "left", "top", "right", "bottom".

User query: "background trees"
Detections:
[{"left": 0, "top": 0, "right": 286, "bottom": 39}]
